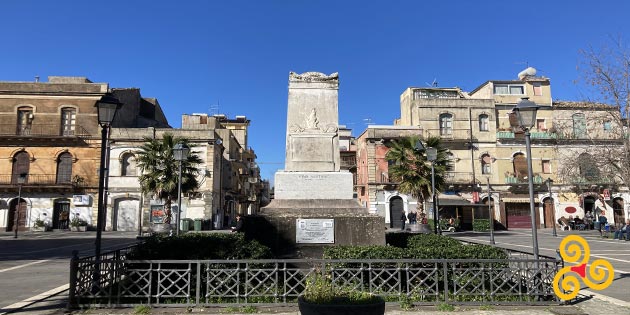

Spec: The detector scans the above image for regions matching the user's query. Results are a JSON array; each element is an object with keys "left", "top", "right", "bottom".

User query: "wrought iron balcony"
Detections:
[
  {"left": 444, "top": 172, "right": 475, "bottom": 184},
  {"left": 0, "top": 174, "right": 88, "bottom": 187},
  {"left": 0, "top": 124, "right": 90, "bottom": 137},
  {"left": 504, "top": 174, "right": 544, "bottom": 184},
  {"left": 423, "top": 128, "right": 471, "bottom": 140}
]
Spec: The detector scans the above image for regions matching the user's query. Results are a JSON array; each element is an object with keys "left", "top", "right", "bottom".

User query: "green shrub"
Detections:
[
  {"left": 133, "top": 304, "right": 151, "bottom": 315},
  {"left": 323, "top": 245, "right": 407, "bottom": 259},
  {"left": 407, "top": 233, "right": 461, "bottom": 249},
  {"left": 302, "top": 273, "right": 382, "bottom": 305},
  {"left": 127, "top": 233, "right": 273, "bottom": 260},
  {"left": 472, "top": 219, "right": 490, "bottom": 232}
]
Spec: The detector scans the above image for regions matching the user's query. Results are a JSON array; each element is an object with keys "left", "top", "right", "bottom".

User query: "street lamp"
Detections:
[
  {"left": 487, "top": 177, "right": 495, "bottom": 244},
  {"left": 94, "top": 94, "right": 122, "bottom": 263},
  {"left": 426, "top": 147, "right": 439, "bottom": 235},
  {"left": 512, "top": 97, "right": 541, "bottom": 260},
  {"left": 173, "top": 142, "right": 190, "bottom": 236},
  {"left": 14, "top": 173, "right": 27, "bottom": 239},
  {"left": 546, "top": 178, "right": 557, "bottom": 237}
]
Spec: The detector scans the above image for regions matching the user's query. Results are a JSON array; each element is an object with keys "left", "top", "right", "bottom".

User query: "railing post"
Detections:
[
  {"left": 196, "top": 261, "right": 201, "bottom": 305},
  {"left": 67, "top": 250, "right": 79, "bottom": 310}
]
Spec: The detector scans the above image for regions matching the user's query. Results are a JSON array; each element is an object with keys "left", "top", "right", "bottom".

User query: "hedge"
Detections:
[{"left": 127, "top": 233, "right": 273, "bottom": 260}]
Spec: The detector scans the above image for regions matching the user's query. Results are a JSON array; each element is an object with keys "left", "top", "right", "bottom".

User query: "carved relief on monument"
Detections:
[
  {"left": 289, "top": 71, "right": 339, "bottom": 82},
  {"left": 289, "top": 108, "right": 338, "bottom": 134}
]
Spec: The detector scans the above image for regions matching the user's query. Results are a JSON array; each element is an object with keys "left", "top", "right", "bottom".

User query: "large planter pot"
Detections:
[{"left": 297, "top": 296, "right": 385, "bottom": 315}]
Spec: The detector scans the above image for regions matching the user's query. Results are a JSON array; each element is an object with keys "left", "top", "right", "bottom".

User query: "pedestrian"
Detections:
[
  {"left": 407, "top": 211, "right": 415, "bottom": 225},
  {"left": 598, "top": 214, "right": 608, "bottom": 236},
  {"left": 613, "top": 219, "right": 630, "bottom": 240},
  {"left": 400, "top": 212, "right": 407, "bottom": 230},
  {"left": 231, "top": 214, "right": 243, "bottom": 233}
]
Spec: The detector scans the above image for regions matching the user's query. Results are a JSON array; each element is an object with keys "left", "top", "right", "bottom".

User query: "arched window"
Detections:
[
  {"left": 121, "top": 153, "right": 137, "bottom": 176},
  {"left": 478, "top": 114, "right": 489, "bottom": 131},
  {"left": 513, "top": 153, "right": 527, "bottom": 179},
  {"left": 481, "top": 154, "right": 492, "bottom": 174},
  {"left": 12, "top": 151, "right": 30, "bottom": 184},
  {"left": 56, "top": 152, "right": 72, "bottom": 184},
  {"left": 578, "top": 153, "right": 599, "bottom": 182},
  {"left": 61, "top": 107, "right": 76, "bottom": 136},
  {"left": 439, "top": 113, "right": 453, "bottom": 136},
  {"left": 572, "top": 113, "right": 586, "bottom": 139}
]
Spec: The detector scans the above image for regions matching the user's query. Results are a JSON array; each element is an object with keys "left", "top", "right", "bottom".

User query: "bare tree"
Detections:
[{"left": 560, "top": 37, "right": 630, "bottom": 188}]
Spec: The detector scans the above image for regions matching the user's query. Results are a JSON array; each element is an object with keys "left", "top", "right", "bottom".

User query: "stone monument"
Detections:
[{"left": 256, "top": 71, "right": 385, "bottom": 257}]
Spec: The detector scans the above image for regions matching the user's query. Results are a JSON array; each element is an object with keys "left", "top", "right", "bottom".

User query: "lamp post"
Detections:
[
  {"left": 173, "top": 142, "right": 190, "bottom": 236},
  {"left": 14, "top": 173, "right": 27, "bottom": 239},
  {"left": 94, "top": 94, "right": 122, "bottom": 264},
  {"left": 513, "top": 97, "right": 541, "bottom": 260},
  {"left": 487, "top": 177, "right": 495, "bottom": 244},
  {"left": 426, "top": 147, "right": 439, "bottom": 235},
  {"left": 546, "top": 178, "right": 557, "bottom": 237}
]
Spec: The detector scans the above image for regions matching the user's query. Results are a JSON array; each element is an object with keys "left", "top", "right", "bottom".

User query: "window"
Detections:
[
  {"left": 17, "top": 107, "right": 33, "bottom": 135},
  {"left": 446, "top": 152, "right": 456, "bottom": 171},
  {"left": 536, "top": 119, "right": 546, "bottom": 131},
  {"left": 56, "top": 152, "right": 72, "bottom": 184},
  {"left": 542, "top": 160, "right": 551, "bottom": 174},
  {"left": 572, "top": 113, "right": 587, "bottom": 139},
  {"left": 439, "top": 113, "right": 453, "bottom": 136},
  {"left": 481, "top": 154, "right": 492, "bottom": 174},
  {"left": 12, "top": 151, "right": 30, "bottom": 184},
  {"left": 494, "top": 84, "right": 524, "bottom": 95},
  {"left": 479, "top": 114, "right": 489, "bottom": 131},
  {"left": 603, "top": 120, "right": 612, "bottom": 132},
  {"left": 578, "top": 153, "right": 599, "bottom": 182},
  {"left": 121, "top": 153, "right": 137, "bottom": 176},
  {"left": 533, "top": 83, "right": 543, "bottom": 96},
  {"left": 513, "top": 153, "right": 527, "bottom": 179},
  {"left": 61, "top": 108, "right": 76, "bottom": 136}
]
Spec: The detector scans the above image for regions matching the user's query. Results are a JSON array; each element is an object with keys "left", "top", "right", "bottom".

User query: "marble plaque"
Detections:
[{"left": 296, "top": 219, "right": 334, "bottom": 243}]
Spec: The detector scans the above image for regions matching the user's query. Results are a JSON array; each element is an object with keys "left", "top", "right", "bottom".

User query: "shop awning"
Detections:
[{"left": 438, "top": 194, "right": 487, "bottom": 207}]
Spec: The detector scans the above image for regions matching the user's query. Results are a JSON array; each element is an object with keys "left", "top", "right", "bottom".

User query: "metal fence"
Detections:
[{"left": 69, "top": 255, "right": 561, "bottom": 307}]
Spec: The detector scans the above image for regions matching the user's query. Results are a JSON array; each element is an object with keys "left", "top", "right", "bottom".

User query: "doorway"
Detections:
[
  {"left": 52, "top": 199, "right": 70, "bottom": 229},
  {"left": 7, "top": 198, "right": 27, "bottom": 231},
  {"left": 543, "top": 197, "right": 555, "bottom": 228},
  {"left": 389, "top": 196, "right": 404, "bottom": 229},
  {"left": 113, "top": 198, "right": 139, "bottom": 231}
]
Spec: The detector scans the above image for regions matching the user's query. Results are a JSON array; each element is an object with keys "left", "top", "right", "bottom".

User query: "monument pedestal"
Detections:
[{"left": 256, "top": 199, "right": 385, "bottom": 258}]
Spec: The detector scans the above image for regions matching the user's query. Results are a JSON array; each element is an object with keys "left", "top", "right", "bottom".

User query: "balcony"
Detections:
[
  {"left": 0, "top": 124, "right": 91, "bottom": 138},
  {"left": 0, "top": 174, "right": 88, "bottom": 190},
  {"left": 423, "top": 128, "right": 472, "bottom": 141},
  {"left": 444, "top": 172, "right": 475, "bottom": 184},
  {"left": 340, "top": 155, "right": 356, "bottom": 169},
  {"left": 496, "top": 131, "right": 555, "bottom": 139},
  {"left": 504, "top": 175, "right": 544, "bottom": 184}
]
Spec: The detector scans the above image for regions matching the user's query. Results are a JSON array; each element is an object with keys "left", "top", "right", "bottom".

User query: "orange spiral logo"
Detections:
[{"left": 553, "top": 235, "right": 614, "bottom": 300}]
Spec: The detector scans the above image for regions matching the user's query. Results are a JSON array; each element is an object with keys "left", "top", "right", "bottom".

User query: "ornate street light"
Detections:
[
  {"left": 173, "top": 142, "right": 190, "bottom": 236},
  {"left": 486, "top": 177, "right": 495, "bottom": 244},
  {"left": 426, "top": 147, "right": 439, "bottom": 235},
  {"left": 94, "top": 94, "right": 121, "bottom": 264},
  {"left": 13, "top": 173, "right": 27, "bottom": 239},
  {"left": 546, "top": 178, "right": 557, "bottom": 237},
  {"left": 513, "top": 97, "right": 541, "bottom": 260}
]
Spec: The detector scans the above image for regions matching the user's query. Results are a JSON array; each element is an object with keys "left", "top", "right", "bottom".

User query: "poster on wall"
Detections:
[
  {"left": 150, "top": 205, "right": 165, "bottom": 224},
  {"left": 72, "top": 195, "right": 91, "bottom": 206}
]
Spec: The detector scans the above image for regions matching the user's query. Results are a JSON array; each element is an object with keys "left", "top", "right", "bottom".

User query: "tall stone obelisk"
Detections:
[{"left": 257, "top": 71, "right": 384, "bottom": 258}]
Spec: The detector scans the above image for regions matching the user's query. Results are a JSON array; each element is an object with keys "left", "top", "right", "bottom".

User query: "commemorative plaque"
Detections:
[{"left": 296, "top": 219, "right": 334, "bottom": 243}]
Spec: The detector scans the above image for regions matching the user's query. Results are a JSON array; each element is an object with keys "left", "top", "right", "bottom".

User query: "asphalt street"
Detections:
[
  {"left": 449, "top": 228, "right": 630, "bottom": 303},
  {"left": 0, "top": 231, "right": 140, "bottom": 314}
]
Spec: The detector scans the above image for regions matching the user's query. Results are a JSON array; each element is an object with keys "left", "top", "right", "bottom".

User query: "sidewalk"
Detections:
[{"left": 10, "top": 292, "right": 628, "bottom": 315}]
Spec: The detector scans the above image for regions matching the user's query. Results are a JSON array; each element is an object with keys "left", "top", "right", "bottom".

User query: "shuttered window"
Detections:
[
  {"left": 61, "top": 108, "right": 76, "bottom": 136},
  {"left": 439, "top": 113, "right": 453, "bottom": 135},
  {"left": 481, "top": 154, "right": 492, "bottom": 174},
  {"left": 12, "top": 151, "right": 30, "bottom": 184},
  {"left": 56, "top": 152, "right": 72, "bottom": 184}
]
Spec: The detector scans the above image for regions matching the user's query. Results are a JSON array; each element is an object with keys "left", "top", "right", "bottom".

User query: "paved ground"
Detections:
[
  {"left": 448, "top": 228, "right": 630, "bottom": 303},
  {"left": 1, "top": 229, "right": 629, "bottom": 315}
]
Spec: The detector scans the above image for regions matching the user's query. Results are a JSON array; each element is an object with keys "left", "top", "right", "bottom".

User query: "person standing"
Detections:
[
  {"left": 400, "top": 212, "right": 407, "bottom": 231},
  {"left": 231, "top": 214, "right": 243, "bottom": 233}
]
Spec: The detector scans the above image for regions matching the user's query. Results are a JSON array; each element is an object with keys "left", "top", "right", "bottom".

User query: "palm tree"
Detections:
[
  {"left": 135, "top": 133, "right": 202, "bottom": 224},
  {"left": 385, "top": 136, "right": 450, "bottom": 214}
]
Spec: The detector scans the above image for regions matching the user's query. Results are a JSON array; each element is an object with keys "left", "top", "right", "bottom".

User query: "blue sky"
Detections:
[{"left": 2, "top": 1, "right": 629, "bottom": 181}]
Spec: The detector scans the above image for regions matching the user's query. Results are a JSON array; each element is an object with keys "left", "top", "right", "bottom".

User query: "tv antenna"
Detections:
[
  {"left": 425, "top": 78, "right": 438, "bottom": 87},
  {"left": 208, "top": 101, "right": 220, "bottom": 116}
]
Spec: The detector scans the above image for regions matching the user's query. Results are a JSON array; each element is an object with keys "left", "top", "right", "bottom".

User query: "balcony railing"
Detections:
[
  {"left": 0, "top": 174, "right": 86, "bottom": 186},
  {"left": 423, "top": 128, "right": 471, "bottom": 140},
  {"left": 444, "top": 172, "right": 475, "bottom": 184},
  {"left": 496, "top": 131, "right": 556, "bottom": 139},
  {"left": 0, "top": 124, "right": 91, "bottom": 137},
  {"left": 504, "top": 175, "right": 544, "bottom": 184}
]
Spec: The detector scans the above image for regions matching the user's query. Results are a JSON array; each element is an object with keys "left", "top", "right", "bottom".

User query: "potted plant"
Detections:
[
  {"left": 298, "top": 273, "right": 385, "bottom": 315},
  {"left": 70, "top": 217, "right": 88, "bottom": 231},
  {"left": 32, "top": 217, "right": 48, "bottom": 232}
]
